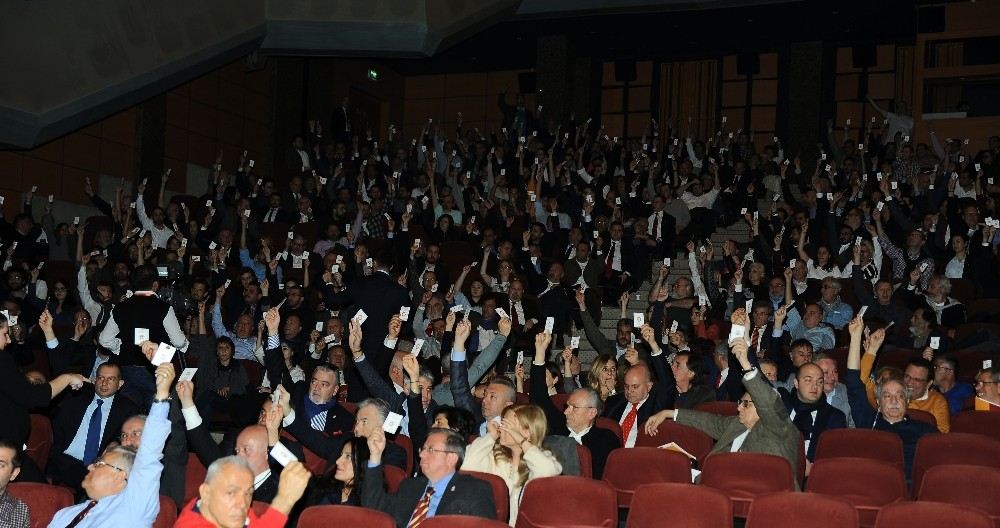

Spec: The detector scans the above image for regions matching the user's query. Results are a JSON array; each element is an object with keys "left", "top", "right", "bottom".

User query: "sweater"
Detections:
[{"left": 463, "top": 435, "right": 562, "bottom": 526}]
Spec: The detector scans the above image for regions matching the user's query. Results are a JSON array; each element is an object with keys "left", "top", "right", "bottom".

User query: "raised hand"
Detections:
[
  {"left": 349, "top": 319, "right": 363, "bottom": 356},
  {"left": 264, "top": 307, "right": 281, "bottom": 335}
]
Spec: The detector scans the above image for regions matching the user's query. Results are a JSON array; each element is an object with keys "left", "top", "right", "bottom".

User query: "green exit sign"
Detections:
[{"left": 367, "top": 69, "right": 379, "bottom": 81}]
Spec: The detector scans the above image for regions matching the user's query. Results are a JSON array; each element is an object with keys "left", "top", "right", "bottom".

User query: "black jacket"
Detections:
[{"left": 362, "top": 466, "right": 496, "bottom": 528}]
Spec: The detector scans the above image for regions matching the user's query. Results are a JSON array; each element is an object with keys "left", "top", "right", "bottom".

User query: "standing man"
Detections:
[{"left": 99, "top": 264, "right": 189, "bottom": 409}]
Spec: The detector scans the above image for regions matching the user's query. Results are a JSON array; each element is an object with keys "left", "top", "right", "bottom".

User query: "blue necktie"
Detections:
[{"left": 83, "top": 399, "right": 104, "bottom": 465}]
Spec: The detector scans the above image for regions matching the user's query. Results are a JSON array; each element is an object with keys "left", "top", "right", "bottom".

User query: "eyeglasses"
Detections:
[
  {"left": 974, "top": 380, "right": 998, "bottom": 386},
  {"left": 419, "top": 446, "right": 456, "bottom": 455},
  {"left": 737, "top": 399, "right": 755, "bottom": 408},
  {"left": 566, "top": 403, "right": 595, "bottom": 411},
  {"left": 933, "top": 366, "right": 953, "bottom": 371},
  {"left": 93, "top": 459, "right": 127, "bottom": 476}
]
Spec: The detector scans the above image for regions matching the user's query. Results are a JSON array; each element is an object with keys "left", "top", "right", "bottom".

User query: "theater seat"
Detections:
[
  {"left": 805, "top": 457, "right": 907, "bottom": 527},
  {"left": 700, "top": 452, "right": 795, "bottom": 517},
  {"left": 26, "top": 414, "right": 53, "bottom": 474},
  {"left": 384, "top": 464, "right": 407, "bottom": 493},
  {"left": 595, "top": 417, "right": 623, "bottom": 446},
  {"left": 875, "top": 501, "right": 993, "bottom": 528},
  {"left": 298, "top": 505, "right": 396, "bottom": 528},
  {"left": 694, "top": 401, "right": 738, "bottom": 416},
  {"left": 153, "top": 495, "right": 178, "bottom": 528},
  {"left": 814, "top": 429, "right": 904, "bottom": 471},
  {"left": 7, "top": 482, "right": 75, "bottom": 528},
  {"left": 602, "top": 448, "right": 691, "bottom": 507},
  {"left": 515, "top": 476, "right": 616, "bottom": 528},
  {"left": 460, "top": 470, "right": 510, "bottom": 522},
  {"left": 184, "top": 453, "right": 208, "bottom": 505},
  {"left": 391, "top": 434, "right": 414, "bottom": 476},
  {"left": 576, "top": 444, "right": 593, "bottom": 479},
  {"left": 635, "top": 419, "right": 714, "bottom": 467},
  {"left": 906, "top": 409, "right": 938, "bottom": 430},
  {"left": 747, "top": 491, "right": 858, "bottom": 528},
  {"left": 626, "top": 483, "right": 732, "bottom": 528},
  {"left": 423, "top": 516, "right": 511, "bottom": 528},
  {"left": 917, "top": 465, "right": 1000, "bottom": 525},
  {"left": 950, "top": 410, "right": 1000, "bottom": 438},
  {"left": 911, "top": 433, "right": 1000, "bottom": 496}
]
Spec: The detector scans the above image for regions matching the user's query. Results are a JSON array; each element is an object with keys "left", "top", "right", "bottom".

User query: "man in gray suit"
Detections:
[
  {"left": 814, "top": 353, "right": 854, "bottom": 428},
  {"left": 645, "top": 336, "right": 801, "bottom": 488}
]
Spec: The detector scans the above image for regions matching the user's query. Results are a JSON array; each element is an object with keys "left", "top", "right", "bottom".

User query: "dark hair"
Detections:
[
  {"left": 433, "top": 406, "right": 478, "bottom": 440},
  {"left": 934, "top": 354, "right": 958, "bottom": 373},
  {"left": 789, "top": 338, "right": 814, "bottom": 354},
  {"left": 217, "top": 336, "right": 236, "bottom": 355},
  {"left": 428, "top": 427, "right": 467, "bottom": 469},
  {"left": 0, "top": 438, "right": 21, "bottom": 469},
  {"left": 131, "top": 264, "right": 159, "bottom": 291},
  {"left": 544, "top": 362, "right": 561, "bottom": 389},
  {"left": 311, "top": 436, "right": 368, "bottom": 505},
  {"left": 907, "top": 358, "right": 934, "bottom": 378},
  {"left": 676, "top": 351, "right": 706, "bottom": 386}
]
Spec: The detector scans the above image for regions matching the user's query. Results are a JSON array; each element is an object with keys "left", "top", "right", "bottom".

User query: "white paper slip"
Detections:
[
  {"left": 224, "top": 279, "right": 231, "bottom": 289},
  {"left": 209, "top": 241, "right": 218, "bottom": 250},
  {"left": 151, "top": 343, "right": 176, "bottom": 366},
  {"left": 353, "top": 309, "right": 368, "bottom": 325},
  {"left": 366, "top": 257, "right": 373, "bottom": 267},
  {"left": 789, "top": 259, "right": 796, "bottom": 269},
  {"left": 430, "top": 283, "right": 439, "bottom": 293},
  {"left": 449, "top": 304, "right": 464, "bottom": 313},
  {"left": 698, "top": 294, "right": 709, "bottom": 306},
  {"left": 399, "top": 306, "right": 411, "bottom": 321},
  {"left": 134, "top": 328, "right": 150, "bottom": 345},
  {"left": 741, "top": 208, "right": 748, "bottom": 215},
  {"left": 570, "top": 336, "right": 581, "bottom": 348},
  {"left": 855, "top": 236, "right": 863, "bottom": 245},
  {"left": 270, "top": 442, "right": 298, "bottom": 467},
  {"left": 663, "top": 258, "right": 671, "bottom": 267},
  {"left": 517, "top": 351, "right": 524, "bottom": 365},
  {"left": 670, "top": 320, "right": 679, "bottom": 333},
  {"left": 323, "top": 334, "right": 337, "bottom": 344},
  {"left": 383, "top": 412, "right": 404, "bottom": 433},
  {"left": 728, "top": 325, "right": 746, "bottom": 343},
  {"left": 919, "top": 262, "right": 929, "bottom": 272},
  {"left": 544, "top": 317, "right": 555, "bottom": 333},
  {"left": 930, "top": 336, "right": 940, "bottom": 350},
  {"left": 178, "top": 368, "right": 198, "bottom": 382},
  {"left": 633, "top": 313, "right": 644, "bottom": 328},
  {"left": 495, "top": 307, "right": 510, "bottom": 320},
  {"left": 984, "top": 360, "right": 992, "bottom": 369},
  {"left": 315, "top": 322, "right": 324, "bottom": 331},
  {"left": 411, "top": 338, "right": 425, "bottom": 356}
]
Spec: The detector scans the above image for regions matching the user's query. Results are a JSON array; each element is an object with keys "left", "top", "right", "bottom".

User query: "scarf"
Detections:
[
  {"left": 790, "top": 397, "right": 825, "bottom": 441},
  {"left": 303, "top": 395, "right": 338, "bottom": 421}
]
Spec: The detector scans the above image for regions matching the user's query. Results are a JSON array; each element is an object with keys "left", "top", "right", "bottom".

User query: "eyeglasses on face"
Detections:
[
  {"left": 565, "top": 403, "right": 595, "bottom": 411},
  {"left": 93, "top": 459, "right": 127, "bottom": 478},
  {"left": 737, "top": 399, "right": 755, "bottom": 408},
  {"left": 419, "top": 446, "right": 456, "bottom": 455}
]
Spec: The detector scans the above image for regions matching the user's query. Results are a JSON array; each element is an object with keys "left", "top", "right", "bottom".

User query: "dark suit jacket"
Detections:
[
  {"left": 563, "top": 258, "right": 602, "bottom": 292},
  {"left": 362, "top": 467, "right": 496, "bottom": 528},
  {"left": 48, "top": 389, "right": 139, "bottom": 487},
  {"left": 537, "top": 286, "right": 572, "bottom": 337},
  {"left": 598, "top": 238, "right": 636, "bottom": 277},
  {"left": 779, "top": 390, "right": 847, "bottom": 461},
  {"left": 323, "top": 271, "right": 411, "bottom": 374}
]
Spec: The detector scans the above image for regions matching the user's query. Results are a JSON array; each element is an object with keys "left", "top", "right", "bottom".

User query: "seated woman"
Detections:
[
  {"left": 306, "top": 437, "right": 368, "bottom": 506},
  {"left": 195, "top": 336, "right": 250, "bottom": 419},
  {"left": 587, "top": 354, "right": 619, "bottom": 402},
  {"left": 464, "top": 404, "right": 563, "bottom": 526}
]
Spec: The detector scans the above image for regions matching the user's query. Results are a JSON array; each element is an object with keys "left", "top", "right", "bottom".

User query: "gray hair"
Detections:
[
  {"left": 104, "top": 445, "right": 137, "bottom": 475},
  {"left": 418, "top": 366, "right": 435, "bottom": 385},
  {"left": 875, "top": 378, "right": 912, "bottom": 402},
  {"left": 821, "top": 277, "right": 841, "bottom": 292},
  {"left": 934, "top": 275, "right": 952, "bottom": 296},
  {"left": 313, "top": 363, "right": 341, "bottom": 386},
  {"left": 205, "top": 455, "right": 252, "bottom": 485},
  {"left": 573, "top": 387, "right": 603, "bottom": 415},
  {"left": 358, "top": 397, "right": 390, "bottom": 422},
  {"left": 428, "top": 427, "right": 467, "bottom": 468}
]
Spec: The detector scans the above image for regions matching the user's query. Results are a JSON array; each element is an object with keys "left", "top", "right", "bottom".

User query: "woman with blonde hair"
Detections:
[
  {"left": 587, "top": 353, "right": 619, "bottom": 401},
  {"left": 463, "top": 403, "right": 562, "bottom": 525}
]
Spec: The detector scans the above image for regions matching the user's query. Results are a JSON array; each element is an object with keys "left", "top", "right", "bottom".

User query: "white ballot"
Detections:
[
  {"left": 670, "top": 320, "right": 679, "bottom": 333},
  {"left": 544, "top": 317, "right": 554, "bottom": 333},
  {"left": 570, "top": 336, "right": 581, "bottom": 348},
  {"left": 858, "top": 306, "right": 869, "bottom": 318},
  {"left": 399, "top": 306, "right": 411, "bottom": 321},
  {"left": 633, "top": 313, "right": 644, "bottom": 327},
  {"left": 134, "top": 328, "right": 150, "bottom": 345},
  {"left": 270, "top": 442, "right": 298, "bottom": 467},
  {"left": 517, "top": 351, "right": 524, "bottom": 365},
  {"left": 178, "top": 368, "right": 198, "bottom": 382},
  {"left": 383, "top": 412, "right": 404, "bottom": 434},
  {"left": 930, "top": 336, "right": 940, "bottom": 350},
  {"left": 411, "top": 339, "right": 425, "bottom": 356},
  {"left": 151, "top": 343, "right": 176, "bottom": 366},
  {"left": 353, "top": 309, "right": 368, "bottom": 325},
  {"left": 495, "top": 307, "right": 510, "bottom": 320}
]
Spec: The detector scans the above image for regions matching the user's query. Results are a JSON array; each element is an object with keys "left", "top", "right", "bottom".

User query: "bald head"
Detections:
[
  {"left": 234, "top": 425, "right": 269, "bottom": 475},
  {"left": 623, "top": 364, "right": 653, "bottom": 405}
]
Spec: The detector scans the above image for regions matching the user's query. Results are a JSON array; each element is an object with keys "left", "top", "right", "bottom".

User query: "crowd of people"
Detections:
[{"left": 0, "top": 92, "right": 998, "bottom": 527}]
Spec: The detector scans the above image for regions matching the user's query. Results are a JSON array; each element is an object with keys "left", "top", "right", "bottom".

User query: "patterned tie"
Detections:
[
  {"left": 83, "top": 399, "right": 104, "bottom": 466},
  {"left": 64, "top": 500, "right": 98, "bottom": 528},
  {"left": 407, "top": 486, "right": 435, "bottom": 528},
  {"left": 620, "top": 403, "right": 639, "bottom": 446},
  {"left": 310, "top": 410, "right": 328, "bottom": 431}
]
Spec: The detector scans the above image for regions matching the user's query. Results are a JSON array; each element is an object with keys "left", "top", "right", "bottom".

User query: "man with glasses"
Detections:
[
  {"left": 528, "top": 334, "right": 619, "bottom": 478},
  {"left": 974, "top": 366, "right": 1000, "bottom": 411},
  {"left": 903, "top": 358, "right": 950, "bottom": 432},
  {"left": 48, "top": 357, "right": 138, "bottom": 492},
  {"left": 363, "top": 427, "right": 495, "bottom": 526},
  {"left": 931, "top": 355, "right": 973, "bottom": 415},
  {"left": 49, "top": 362, "right": 175, "bottom": 527}
]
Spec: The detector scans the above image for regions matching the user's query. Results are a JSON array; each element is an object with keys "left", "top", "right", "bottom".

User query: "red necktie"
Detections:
[
  {"left": 408, "top": 487, "right": 435, "bottom": 527},
  {"left": 751, "top": 327, "right": 760, "bottom": 354},
  {"left": 621, "top": 403, "right": 639, "bottom": 444}
]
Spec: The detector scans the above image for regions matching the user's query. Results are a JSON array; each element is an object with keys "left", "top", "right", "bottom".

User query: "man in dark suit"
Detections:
[
  {"left": 323, "top": 251, "right": 411, "bottom": 375},
  {"left": 779, "top": 362, "right": 847, "bottom": 463},
  {"left": 646, "top": 196, "right": 677, "bottom": 261},
  {"left": 363, "top": 427, "right": 496, "bottom": 527},
  {"left": 450, "top": 319, "right": 516, "bottom": 437},
  {"left": 563, "top": 241, "right": 603, "bottom": 323},
  {"left": 602, "top": 361, "right": 672, "bottom": 448},
  {"left": 599, "top": 221, "right": 637, "bottom": 305},
  {"left": 48, "top": 362, "right": 139, "bottom": 490},
  {"left": 529, "top": 333, "right": 620, "bottom": 478},
  {"left": 330, "top": 96, "right": 351, "bottom": 145},
  {"left": 537, "top": 262, "right": 572, "bottom": 344},
  {"left": 499, "top": 279, "right": 542, "bottom": 350}
]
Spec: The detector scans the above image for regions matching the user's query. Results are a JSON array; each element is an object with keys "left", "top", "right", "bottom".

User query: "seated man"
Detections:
[
  {"left": 529, "top": 333, "right": 620, "bottom": 478},
  {"left": 931, "top": 355, "right": 974, "bottom": 416},
  {"left": 844, "top": 316, "right": 936, "bottom": 480},
  {"left": 645, "top": 327, "right": 801, "bottom": 487},
  {"left": 779, "top": 362, "right": 847, "bottom": 466},
  {"left": 49, "top": 362, "right": 174, "bottom": 527},
  {"left": 449, "top": 319, "right": 517, "bottom": 437},
  {"left": 902, "top": 358, "right": 950, "bottom": 433},
  {"left": 175, "top": 456, "right": 310, "bottom": 528},
  {"left": 602, "top": 349, "right": 673, "bottom": 448},
  {"left": 975, "top": 365, "right": 1000, "bottom": 411},
  {"left": 813, "top": 353, "right": 854, "bottom": 428},
  {"left": 0, "top": 439, "right": 29, "bottom": 528},
  {"left": 773, "top": 303, "right": 835, "bottom": 353},
  {"left": 362, "top": 426, "right": 496, "bottom": 526}
]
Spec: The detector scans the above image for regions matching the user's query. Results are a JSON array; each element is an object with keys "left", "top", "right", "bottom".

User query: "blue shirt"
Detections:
[
  {"left": 49, "top": 401, "right": 171, "bottom": 527},
  {"left": 819, "top": 298, "right": 854, "bottom": 330},
  {"left": 425, "top": 471, "right": 456, "bottom": 517},
  {"left": 211, "top": 303, "right": 259, "bottom": 360},
  {"left": 64, "top": 394, "right": 116, "bottom": 461}
]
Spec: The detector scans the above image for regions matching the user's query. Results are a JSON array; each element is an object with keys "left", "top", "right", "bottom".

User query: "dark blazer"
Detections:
[
  {"left": 283, "top": 408, "right": 409, "bottom": 473},
  {"left": 362, "top": 466, "right": 496, "bottom": 528},
  {"left": 598, "top": 238, "right": 636, "bottom": 277},
  {"left": 48, "top": 389, "right": 139, "bottom": 488},
  {"left": 563, "top": 258, "right": 602, "bottom": 292},
  {"left": 323, "top": 270, "right": 411, "bottom": 373},
  {"left": 537, "top": 286, "right": 572, "bottom": 337},
  {"left": 779, "top": 389, "right": 847, "bottom": 461}
]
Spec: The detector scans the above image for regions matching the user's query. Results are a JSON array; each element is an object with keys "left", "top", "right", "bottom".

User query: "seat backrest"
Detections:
[
  {"left": 26, "top": 414, "right": 53, "bottom": 474},
  {"left": 391, "top": 433, "right": 414, "bottom": 476},
  {"left": 950, "top": 410, "right": 1000, "bottom": 438},
  {"left": 602, "top": 448, "right": 691, "bottom": 507},
  {"left": 626, "top": 483, "right": 732, "bottom": 528},
  {"left": 907, "top": 408, "right": 938, "bottom": 429},
  {"left": 7, "top": 482, "right": 75, "bottom": 528},
  {"left": 298, "top": 505, "right": 397, "bottom": 528},
  {"left": 917, "top": 464, "right": 1000, "bottom": 517},
  {"left": 153, "top": 495, "right": 178, "bottom": 528},
  {"left": 875, "top": 501, "right": 993, "bottom": 528},
  {"left": 747, "top": 492, "right": 858, "bottom": 528},
  {"left": 814, "top": 428, "right": 905, "bottom": 470},
  {"left": 550, "top": 393, "right": 569, "bottom": 412},
  {"left": 460, "top": 470, "right": 511, "bottom": 522},
  {"left": 806, "top": 457, "right": 908, "bottom": 506},
  {"left": 694, "top": 401, "right": 739, "bottom": 416},
  {"left": 701, "top": 452, "right": 795, "bottom": 496},
  {"left": 912, "top": 433, "right": 1000, "bottom": 496},
  {"left": 515, "top": 476, "right": 616, "bottom": 528},
  {"left": 635, "top": 419, "right": 714, "bottom": 467},
  {"left": 184, "top": 453, "right": 208, "bottom": 505},
  {"left": 423, "top": 516, "right": 511, "bottom": 528},
  {"left": 595, "top": 417, "right": 624, "bottom": 446},
  {"left": 383, "top": 465, "right": 407, "bottom": 494},
  {"left": 239, "top": 359, "right": 264, "bottom": 391}
]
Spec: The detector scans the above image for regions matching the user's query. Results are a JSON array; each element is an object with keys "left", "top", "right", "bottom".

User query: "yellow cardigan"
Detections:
[
  {"left": 860, "top": 353, "right": 950, "bottom": 432},
  {"left": 462, "top": 435, "right": 563, "bottom": 526}
]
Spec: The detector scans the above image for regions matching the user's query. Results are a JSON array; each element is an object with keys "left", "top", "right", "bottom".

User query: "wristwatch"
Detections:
[{"left": 153, "top": 396, "right": 172, "bottom": 403}]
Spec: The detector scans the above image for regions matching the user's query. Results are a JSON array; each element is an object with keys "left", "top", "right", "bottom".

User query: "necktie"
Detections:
[
  {"left": 407, "top": 486, "right": 435, "bottom": 527},
  {"left": 64, "top": 500, "right": 98, "bottom": 528},
  {"left": 310, "top": 410, "right": 328, "bottom": 431},
  {"left": 620, "top": 403, "right": 639, "bottom": 445},
  {"left": 715, "top": 373, "right": 722, "bottom": 389},
  {"left": 83, "top": 399, "right": 104, "bottom": 466},
  {"left": 654, "top": 212, "right": 661, "bottom": 241},
  {"left": 751, "top": 327, "right": 760, "bottom": 354},
  {"left": 96, "top": 303, "right": 108, "bottom": 327}
]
